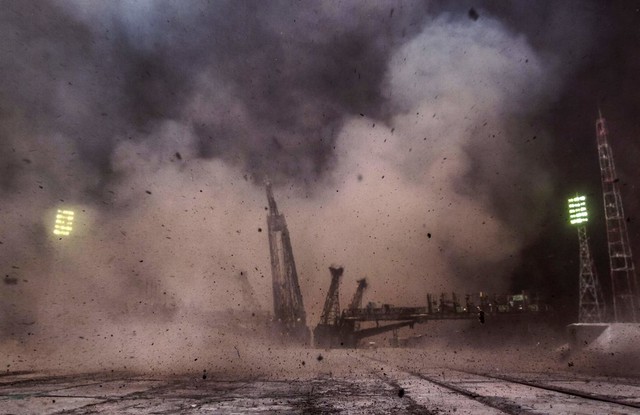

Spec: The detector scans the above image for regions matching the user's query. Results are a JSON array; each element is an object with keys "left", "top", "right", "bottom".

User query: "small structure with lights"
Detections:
[
  {"left": 53, "top": 209, "right": 74, "bottom": 237},
  {"left": 568, "top": 195, "right": 604, "bottom": 322}
]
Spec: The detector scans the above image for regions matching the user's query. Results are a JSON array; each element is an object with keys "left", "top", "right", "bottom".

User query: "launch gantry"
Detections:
[{"left": 265, "top": 182, "right": 310, "bottom": 343}]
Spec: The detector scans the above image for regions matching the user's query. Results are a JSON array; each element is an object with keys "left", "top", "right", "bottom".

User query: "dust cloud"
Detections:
[
  {"left": 285, "top": 16, "right": 556, "bottom": 315},
  {"left": 0, "top": 1, "right": 620, "bottom": 375}
]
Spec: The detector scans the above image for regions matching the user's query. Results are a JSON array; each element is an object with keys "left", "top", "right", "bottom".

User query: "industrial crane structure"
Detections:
[
  {"left": 348, "top": 278, "right": 368, "bottom": 333},
  {"left": 262, "top": 183, "right": 549, "bottom": 349},
  {"left": 349, "top": 278, "right": 368, "bottom": 310},
  {"left": 313, "top": 268, "right": 414, "bottom": 348},
  {"left": 318, "top": 266, "right": 343, "bottom": 326},
  {"left": 314, "top": 272, "right": 378, "bottom": 348},
  {"left": 265, "top": 183, "right": 310, "bottom": 343},
  {"left": 313, "top": 268, "right": 547, "bottom": 348}
]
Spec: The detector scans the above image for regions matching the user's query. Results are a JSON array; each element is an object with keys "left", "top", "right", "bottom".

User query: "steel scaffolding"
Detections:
[{"left": 596, "top": 111, "right": 639, "bottom": 322}]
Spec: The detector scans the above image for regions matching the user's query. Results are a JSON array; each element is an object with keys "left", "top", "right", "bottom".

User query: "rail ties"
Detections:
[
  {"left": 410, "top": 369, "right": 640, "bottom": 414},
  {"left": 408, "top": 371, "right": 539, "bottom": 415},
  {"left": 361, "top": 354, "right": 640, "bottom": 413},
  {"left": 461, "top": 370, "right": 640, "bottom": 410}
]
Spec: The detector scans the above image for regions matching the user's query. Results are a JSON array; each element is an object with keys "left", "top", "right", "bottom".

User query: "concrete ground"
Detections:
[{"left": 1, "top": 346, "right": 639, "bottom": 414}]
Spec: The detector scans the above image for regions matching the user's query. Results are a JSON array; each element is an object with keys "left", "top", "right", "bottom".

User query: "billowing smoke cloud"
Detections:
[
  {"left": 1, "top": 1, "right": 638, "bottom": 372},
  {"left": 287, "top": 15, "right": 556, "bottom": 312}
]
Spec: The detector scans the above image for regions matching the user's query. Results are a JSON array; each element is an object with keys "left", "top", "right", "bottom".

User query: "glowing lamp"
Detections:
[
  {"left": 568, "top": 195, "right": 588, "bottom": 225},
  {"left": 53, "top": 209, "right": 74, "bottom": 236}
]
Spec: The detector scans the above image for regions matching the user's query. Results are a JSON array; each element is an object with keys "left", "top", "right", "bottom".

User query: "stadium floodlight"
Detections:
[
  {"left": 568, "top": 195, "right": 588, "bottom": 225},
  {"left": 53, "top": 209, "right": 75, "bottom": 236}
]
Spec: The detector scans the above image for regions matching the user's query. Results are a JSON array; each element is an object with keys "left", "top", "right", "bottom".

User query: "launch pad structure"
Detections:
[
  {"left": 263, "top": 184, "right": 549, "bottom": 348},
  {"left": 260, "top": 112, "right": 639, "bottom": 349},
  {"left": 313, "top": 270, "right": 548, "bottom": 348},
  {"left": 265, "top": 182, "right": 310, "bottom": 344}
]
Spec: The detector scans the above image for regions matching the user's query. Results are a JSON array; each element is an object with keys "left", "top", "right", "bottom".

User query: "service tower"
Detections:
[{"left": 265, "top": 182, "right": 310, "bottom": 343}]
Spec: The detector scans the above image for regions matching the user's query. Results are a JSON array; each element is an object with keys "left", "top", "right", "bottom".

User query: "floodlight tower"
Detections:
[
  {"left": 596, "top": 112, "right": 638, "bottom": 322},
  {"left": 568, "top": 195, "right": 604, "bottom": 322}
]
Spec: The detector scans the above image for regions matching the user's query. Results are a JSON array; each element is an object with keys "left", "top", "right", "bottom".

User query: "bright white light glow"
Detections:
[
  {"left": 568, "top": 196, "right": 588, "bottom": 226},
  {"left": 53, "top": 209, "right": 74, "bottom": 236}
]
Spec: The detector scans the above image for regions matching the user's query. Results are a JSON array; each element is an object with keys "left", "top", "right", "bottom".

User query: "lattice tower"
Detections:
[
  {"left": 349, "top": 278, "right": 368, "bottom": 310},
  {"left": 596, "top": 112, "right": 639, "bottom": 322},
  {"left": 576, "top": 226, "right": 605, "bottom": 322},
  {"left": 266, "top": 183, "right": 309, "bottom": 339},
  {"left": 319, "top": 267, "right": 343, "bottom": 326}
]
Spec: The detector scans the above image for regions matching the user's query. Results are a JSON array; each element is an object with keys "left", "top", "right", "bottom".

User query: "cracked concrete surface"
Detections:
[{"left": 1, "top": 348, "right": 639, "bottom": 414}]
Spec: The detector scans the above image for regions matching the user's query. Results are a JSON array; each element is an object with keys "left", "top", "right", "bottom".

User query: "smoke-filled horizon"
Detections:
[{"left": 1, "top": 1, "right": 639, "bottom": 371}]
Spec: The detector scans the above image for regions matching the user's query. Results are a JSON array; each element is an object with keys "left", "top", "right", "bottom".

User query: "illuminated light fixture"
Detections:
[
  {"left": 568, "top": 195, "right": 588, "bottom": 225},
  {"left": 53, "top": 209, "right": 75, "bottom": 236}
]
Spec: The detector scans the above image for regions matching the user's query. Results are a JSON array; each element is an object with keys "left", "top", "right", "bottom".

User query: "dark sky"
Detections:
[{"left": 1, "top": 0, "right": 640, "bottom": 335}]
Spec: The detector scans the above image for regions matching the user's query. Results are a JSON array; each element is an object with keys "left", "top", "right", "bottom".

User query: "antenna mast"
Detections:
[{"left": 596, "top": 112, "right": 639, "bottom": 322}]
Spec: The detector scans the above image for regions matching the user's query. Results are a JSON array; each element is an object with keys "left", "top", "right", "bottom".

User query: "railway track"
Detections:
[
  {"left": 362, "top": 355, "right": 640, "bottom": 414},
  {"left": 461, "top": 370, "right": 640, "bottom": 410}
]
